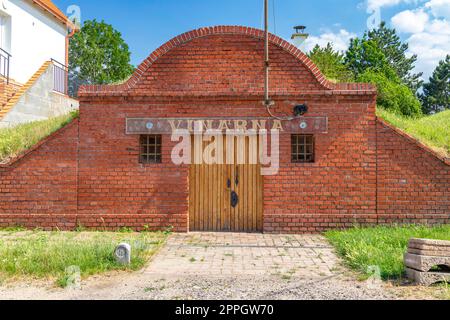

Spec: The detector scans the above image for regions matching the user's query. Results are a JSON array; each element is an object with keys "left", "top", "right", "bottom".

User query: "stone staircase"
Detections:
[
  {"left": 0, "top": 77, "right": 22, "bottom": 112},
  {"left": 0, "top": 62, "right": 52, "bottom": 122},
  {"left": 0, "top": 61, "right": 78, "bottom": 128}
]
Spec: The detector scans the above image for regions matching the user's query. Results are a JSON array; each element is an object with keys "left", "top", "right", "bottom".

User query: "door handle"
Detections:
[{"left": 231, "top": 191, "right": 239, "bottom": 208}]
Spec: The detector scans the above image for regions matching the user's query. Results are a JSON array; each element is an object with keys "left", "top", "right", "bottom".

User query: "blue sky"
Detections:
[{"left": 53, "top": 0, "right": 450, "bottom": 79}]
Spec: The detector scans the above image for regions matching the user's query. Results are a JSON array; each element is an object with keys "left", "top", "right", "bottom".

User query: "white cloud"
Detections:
[
  {"left": 367, "top": 0, "right": 420, "bottom": 10},
  {"left": 367, "top": 0, "right": 403, "bottom": 10},
  {"left": 302, "top": 29, "right": 357, "bottom": 53},
  {"left": 304, "top": 0, "right": 449, "bottom": 79},
  {"left": 427, "top": 18, "right": 450, "bottom": 33},
  {"left": 425, "top": 0, "right": 450, "bottom": 19},
  {"left": 391, "top": 9, "right": 429, "bottom": 32},
  {"left": 387, "top": 1, "right": 450, "bottom": 79},
  {"left": 407, "top": 23, "right": 450, "bottom": 79}
]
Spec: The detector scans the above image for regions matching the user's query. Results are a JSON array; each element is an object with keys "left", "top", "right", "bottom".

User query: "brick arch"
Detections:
[{"left": 79, "top": 25, "right": 341, "bottom": 96}]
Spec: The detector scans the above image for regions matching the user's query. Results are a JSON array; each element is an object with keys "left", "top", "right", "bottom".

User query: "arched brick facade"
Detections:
[
  {"left": 0, "top": 26, "right": 448, "bottom": 232},
  {"left": 78, "top": 26, "right": 375, "bottom": 96}
]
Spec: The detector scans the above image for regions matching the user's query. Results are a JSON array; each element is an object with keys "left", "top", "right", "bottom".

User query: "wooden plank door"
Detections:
[{"left": 189, "top": 135, "right": 263, "bottom": 232}]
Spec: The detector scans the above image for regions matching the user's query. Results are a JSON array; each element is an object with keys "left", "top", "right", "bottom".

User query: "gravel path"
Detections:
[{"left": 0, "top": 273, "right": 398, "bottom": 300}]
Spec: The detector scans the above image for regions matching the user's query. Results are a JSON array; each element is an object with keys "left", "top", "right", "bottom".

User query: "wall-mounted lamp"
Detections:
[{"left": 294, "top": 104, "right": 308, "bottom": 117}]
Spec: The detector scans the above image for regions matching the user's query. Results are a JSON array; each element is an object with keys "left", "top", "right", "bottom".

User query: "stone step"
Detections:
[
  {"left": 409, "top": 243, "right": 450, "bottom": 251},
  {"left": 409, "top": 238, "right": 450, "bottom": 249},
  {"left": 406, "top": 268, "right": 450, "bottom": 286},
  {"left": 407, "top": 248, "right": 450, "bottom": 257},
  {"left": 404, "top": 253, "right": 450, "bottom": 272}
]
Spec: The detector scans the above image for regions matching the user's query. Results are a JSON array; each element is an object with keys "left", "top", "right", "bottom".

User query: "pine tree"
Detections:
[
  {"left": 366, "top": 22, "right": 423, "bottom": 93},
  {"left": 308, "top": 43, "right": 353, "bottom": 83},
  {"left": 421, "top": 55, "right": 450, "bottom": 114}
]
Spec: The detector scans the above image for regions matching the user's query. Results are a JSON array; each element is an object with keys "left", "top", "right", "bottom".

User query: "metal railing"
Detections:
[
  {"left": 0, "top": 48, "right": 11, "bottom": 84},
  {"left": 51, "top": 59, "right": 85, "bottom": 98},
  {"left": 51, "top": 58, "right": 68, "bottom": 95}
]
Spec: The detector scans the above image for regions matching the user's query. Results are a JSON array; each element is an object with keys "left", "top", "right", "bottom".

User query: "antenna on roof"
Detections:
[
  {"left": 263, "top": 0, "right": 272, "bottom": 109},
  {"left": 263, "top": 1, "right": 305, "bottom": 121}
]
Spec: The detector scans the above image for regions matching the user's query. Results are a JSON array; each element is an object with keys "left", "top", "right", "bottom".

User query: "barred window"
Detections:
[
  {"left": 292, "top": 135, "right": 315, "bottom": 163},
  {"left": 140, "top": 135, "right": 162, "bottom": 164}
]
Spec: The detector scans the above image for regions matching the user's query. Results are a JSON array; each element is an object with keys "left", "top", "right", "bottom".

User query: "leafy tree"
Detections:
[
  {"left": 367, "top": 22, "right": 423, "bottom": 93},
  {"left": 420, "top": 55, "right": 450, "bottom": 114},
  {"left": 345, "top": 39, "right": 396, "bottom": 79},
  {"left": 69, "top": 19, "right": 134, "bottom": 86},
  {"left": 358, "top": 69, "right": 422, "bottom": 116},
  {"left": 308, "top": 43, "right": 354, "bottom": 82}
]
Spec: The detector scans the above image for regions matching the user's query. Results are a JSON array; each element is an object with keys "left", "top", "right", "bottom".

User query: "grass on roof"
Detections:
[
  {"left": 0, "top": 111, "right": 78, "bottom": 164},
  {"left": 377, "top": 108, "right": 450, "bottom": 158}
]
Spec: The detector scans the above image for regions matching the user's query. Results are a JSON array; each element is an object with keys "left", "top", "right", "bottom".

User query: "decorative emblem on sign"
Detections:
[{"left": 299, "top": 122, "right": 308, "bottom": 129}]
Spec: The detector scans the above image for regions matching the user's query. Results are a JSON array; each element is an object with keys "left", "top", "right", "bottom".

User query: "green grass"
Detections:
[
  {"left": 377, "top": 108, "right": 450, "bottom": 158},
  {"left": 325, "top": 225, "right": 450, "bottom": 280},
  {"left": 0, "top": 230, "right": 167, "bottom": 287},
  {"left": 0, "top": 111, "right": 78, "bottom": 163}
]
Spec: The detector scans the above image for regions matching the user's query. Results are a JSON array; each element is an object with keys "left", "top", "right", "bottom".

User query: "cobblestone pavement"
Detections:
[{"left": 145, "top": 233, "right": 340, "bottom": 278}]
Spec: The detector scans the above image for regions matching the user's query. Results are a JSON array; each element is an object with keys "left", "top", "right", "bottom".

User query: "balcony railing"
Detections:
[
  {"left": 51, "top": 59, "right": 84, "bottom": 98},
  {"left": 51, "top": 59, "right": 68, "bottom": 95},
  {"left": 0, "top": 48, "right": 11, "bottom": 84}
]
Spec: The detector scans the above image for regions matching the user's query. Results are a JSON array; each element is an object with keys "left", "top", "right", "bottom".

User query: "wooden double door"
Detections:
[{"left": 189, "top": 135, "right": 263, "bottom": 232}]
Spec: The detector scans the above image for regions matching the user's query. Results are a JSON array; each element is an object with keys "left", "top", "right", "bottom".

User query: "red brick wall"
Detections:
[
  {"left": 73, "top": 30, "right": 344, "bottom": 232},
  {"left": 264, "top": 96, "right": 378, "bottom": 233},
  {"left": 130, "top": 34, "right": 323, "bottom": 95},
  {"left": 76, "top": 97, "right": 189, "bottom": 231},
  {"left": 0, "top": 27, "right": 448, "bottom": 232},
  {"left": 376, "top": 120, "right": 450, "bottom": 225},
  {"left": 0, "top": 120, "right": 79, "bottom": 229},
  {"left": 74, "top": 92, "right": 377, "bottom": 233}
]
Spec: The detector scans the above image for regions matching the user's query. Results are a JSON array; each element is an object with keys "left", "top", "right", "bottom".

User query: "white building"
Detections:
[
  {"left": 0, "top": 0, "right": 74, "bottom": 83},
  {"left": 0, "top": 0, "right": 79, "bottom": 128}
]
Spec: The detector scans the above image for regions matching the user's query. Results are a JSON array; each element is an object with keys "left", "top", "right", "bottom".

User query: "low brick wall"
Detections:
[
  {"left": 376, "top": 119, "right": 450, "bottom": 226},
  {"left": 0, "top": 120, "right": 79, "bottom": 230}
]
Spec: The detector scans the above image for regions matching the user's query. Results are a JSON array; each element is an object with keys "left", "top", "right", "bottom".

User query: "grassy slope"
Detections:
[
  {"left": 326, "top": 225, "right": 450, "bottom": 280},
  {"left": 0, "top": 111, "right": 78, "bottom": 164},
  {"left": 377, "top": 108, "right": 450, "bottom": 158},
  {"left": 0, "top": 230, "right": 167, "bottom": 287}
]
